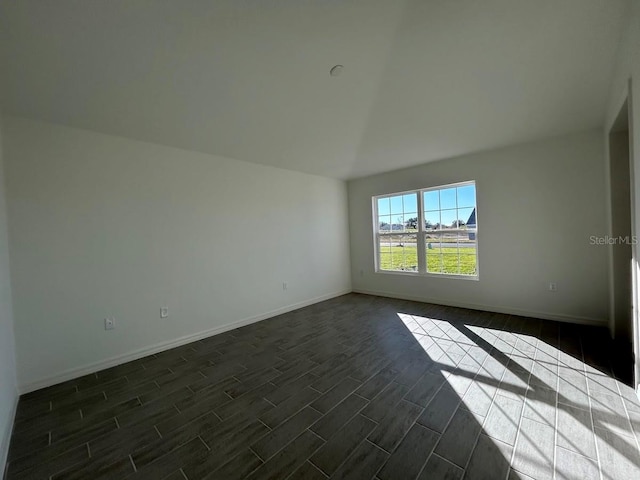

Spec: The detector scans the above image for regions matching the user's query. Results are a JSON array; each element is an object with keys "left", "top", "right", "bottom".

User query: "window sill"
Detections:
[{"left": 374, "top": 270, "right": 479, "bottom": 281}]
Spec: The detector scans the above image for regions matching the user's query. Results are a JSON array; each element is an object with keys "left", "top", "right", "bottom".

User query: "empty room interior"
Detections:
[{"left": 2, "top": 1, "right": 640, "bottom": 479}]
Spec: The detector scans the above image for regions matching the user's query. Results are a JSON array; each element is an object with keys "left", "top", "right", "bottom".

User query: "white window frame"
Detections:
[{"left": 372, "top": 181, "right": 479, "bottom": 280}]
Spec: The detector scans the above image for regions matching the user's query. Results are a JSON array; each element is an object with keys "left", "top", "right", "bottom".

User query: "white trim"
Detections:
[
  {"left": 627, "top": 78, "right": 640, "bottom": 396},
  {"left": 1, "top": 393, "right": 18, "bottom": 477},
  {"left": 353, "top": 288, "right": 607, "bottom": 326},
  {"left": 605, "top": 78, "right": 639, "bottom": 391},
  {"left": 605, "top": 78, "right": 633, "bottom": 338},
  {"left": 19, "top": 290, "right": 351, "bottom": 394},
  {"left": 626, "top": 77, "right": 640, "bottom": 397}
]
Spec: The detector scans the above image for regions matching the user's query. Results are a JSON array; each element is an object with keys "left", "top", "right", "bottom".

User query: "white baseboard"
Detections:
[
  {"left": 353, "top": 288, "right": 607, "bottom": 326},
  {"left": 19, "top": 289, "right": 351, "bottom": 394},
  {"left": 19, "top": 287, "right": 606, "bottom": 393},
  {"left": 1, "top": 392, "right": 18, "bottom": 478}
]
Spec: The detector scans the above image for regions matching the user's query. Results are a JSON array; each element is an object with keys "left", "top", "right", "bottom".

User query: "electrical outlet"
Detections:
[
  {"left": 160, "top": 307, "right": 169, "bottom": 318},
  {"left": 283, "top": 282, "right": 288, "bottom": 291},
  {"left": 104, "top": 317, "right": 115, "bottom": 330},
  {"left": 548, "top": 282, "right": 557, "bottom": 292}
]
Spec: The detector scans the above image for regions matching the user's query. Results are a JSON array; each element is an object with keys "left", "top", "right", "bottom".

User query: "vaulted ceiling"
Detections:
[{"left": 0, "top": 0, "right": 630, "bottom": 179}]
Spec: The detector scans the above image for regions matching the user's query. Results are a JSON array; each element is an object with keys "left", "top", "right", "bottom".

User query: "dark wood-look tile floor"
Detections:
[{"left": 4, "top": 293, "right": 640, "bottom": 480}]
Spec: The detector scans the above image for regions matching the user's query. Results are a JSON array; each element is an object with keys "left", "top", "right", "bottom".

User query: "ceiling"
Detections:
[{"left": 0, "top": 0, "right": 630, "bottom": 179}]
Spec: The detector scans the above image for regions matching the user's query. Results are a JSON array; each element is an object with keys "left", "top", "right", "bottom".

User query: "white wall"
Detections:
[
  {"left": 2, "top": 116, "right": 351, "bottom": 392},
  {"left": 605, "top": 0, "right": 640, "bottom": 392},
  {"left": 0, "top": 119, "right": 18, "bottom": 473},
  {"left": 348, "top": 130, "right": 609, "bottom": 324}
]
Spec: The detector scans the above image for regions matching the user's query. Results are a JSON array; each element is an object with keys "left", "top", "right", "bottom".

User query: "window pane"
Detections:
[
  {"left": 440, "top": 209, "right": 457, "bottom": 229},
  {"left": 425, "top": 235, "right": 441, "bottom": 254},
  {"left": 440, "top": 232, "right": 458, "bottom": 251},
  {"left": 378, "top": 236, "right": 392, "bottom": 270},
  {"left": 442, "top": 254, "right": 460, "bottom": 274},
  {"left": 424, "top": 190, "right": 440, "bottom": 211},
  {"left": 457, "top": 207, "right": 475, "bottom": 227},
  {"left": 377, "top": 197, "right": 391, "bottom": 216},
  {"left": 390, "top": 195, "right": 404, "bottom": 215},
  {"left": 426, "top": 233, "right": 441, "bottom": 273},
  {"left": 380, "top": 234, "right": 418, "bottom": 272},
  {"left": 425, "top": 211, "right": 440, "bottom": 230},
  {"left": 427, "top": 256, "right": 443, "bottom": 273},
  {"left": 446, "top": 233, "right": 460, "bottom": 267},
  {"left": 448, "top": 231, "right": 477, "bottom": 275},
  {"left": 391, "top": 216, "right": 404, "bottom": 232},
  {"left": 399, "top": 235, "right": 418, "bottom": 271},
  {"left": 440, "top": 188, "right": 457, "bottom": 209},
  {"left": 460, "top": 251, "right": 477, "bottom": 275},
  {"left": 426, "top": 234, "right": 442, "bottom": 273},
  {"left": 457, "top": 184, "right": 476, "bottom": 208},
  {"left": 459, "top": 235, "right": 477, "bottom": 275},
  {"left": 425, "top": 231, "right": 476, "bottom": 275},
  {"left": 404, "top": 213, "right": 418, "bottom": 232},
  {"left": 403, "top": 193, "right": 417, "bottom": 213},
  {"left": 378, "top": 215, "right": 391, "bottom": 231}
]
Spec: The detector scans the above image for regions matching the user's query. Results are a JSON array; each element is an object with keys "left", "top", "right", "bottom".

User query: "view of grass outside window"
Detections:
[{"left": 375, "top": 182, "right": 477, "bottom": 277}]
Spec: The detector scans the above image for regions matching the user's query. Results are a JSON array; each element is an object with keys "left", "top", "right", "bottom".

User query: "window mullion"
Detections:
[
  {"left": 417, "top": 190, "right": 426, "bottom": 274},
  {"left": 375, "top": 232, "right": 380, "bottom": 272}
]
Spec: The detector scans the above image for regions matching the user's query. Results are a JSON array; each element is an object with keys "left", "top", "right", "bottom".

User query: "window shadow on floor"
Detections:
[{"left": 391, "top": 296, "right": 640, "bottom": 480}]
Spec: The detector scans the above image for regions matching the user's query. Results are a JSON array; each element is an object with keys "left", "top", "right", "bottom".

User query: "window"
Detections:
[{"left": 374, "top": 181, "right": 478, "bottom": 278}]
